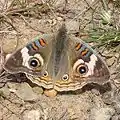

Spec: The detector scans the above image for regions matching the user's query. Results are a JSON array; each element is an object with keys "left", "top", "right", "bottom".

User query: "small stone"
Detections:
[
  {"left": 0, "top": 85, "right": 10, "bottom": 97},
  {"left": 44, "top": 89, "right": 57, "bottom": 97},
  {"left": 55, "top": 0, "right": 67, "bottom": 11},
  {"left": 32, "top": 86, "right": 43, "bottom": 95},
  {"left": 2, "top": 37, "right": 18, "bottom": 54},
  {"left": 7, "top": 82, "right": 20, "bottom": 90},
  {"left": 106, "top": 57, "right": 116, "bottom": 66},
  {"left": 57, "top": 17, "right": 63, "bottom": 21},
  {"left": 115, "top": 53, "right": 119, "bottom": 58},
  {"left": 23, "top": 110, "right": 40, "bottom": 120},
  {"left": 102, "top": 92, "right": 113, "bottom": 105},
  {"left": 8, "top": 82, "right": 38, "bottom": 101},
  {"left": 52, "top": 19, "right": 57, "bottom": 26}
]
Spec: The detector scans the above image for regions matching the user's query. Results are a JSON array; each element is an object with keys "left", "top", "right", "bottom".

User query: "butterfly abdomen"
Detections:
[{"left": 52, "top": 24, "right": 68, "bottom": 76}]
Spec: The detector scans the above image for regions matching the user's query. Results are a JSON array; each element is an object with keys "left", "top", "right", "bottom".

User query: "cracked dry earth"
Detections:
[{"left": 0, "top": 0, "right": 120, "bottom": 120}]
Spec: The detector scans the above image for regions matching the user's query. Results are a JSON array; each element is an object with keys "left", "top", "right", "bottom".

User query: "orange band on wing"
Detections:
[
  {"left": 75, "top": 43, "right": 82, "bottom": 51},
  {"left": 81, "top": 49, "right": 89, "bottom": 56},
  {"left": 32, "top": 42, "right": 39, "bottom": 50},
  {"left": 39, "top": 38, "right": 46, "bottom": 47}
]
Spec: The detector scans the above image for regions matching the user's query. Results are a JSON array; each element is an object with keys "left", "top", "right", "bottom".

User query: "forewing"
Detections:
[{"left": 4, "top": 34, "right": 54, "bottom": 75}]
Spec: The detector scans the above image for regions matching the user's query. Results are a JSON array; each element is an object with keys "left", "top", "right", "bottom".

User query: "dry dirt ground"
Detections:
[{"left": 0, "top": 0, "right": 120, "bottom": 120}]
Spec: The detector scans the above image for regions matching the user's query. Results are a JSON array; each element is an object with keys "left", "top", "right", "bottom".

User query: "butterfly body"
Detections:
[{"left": 4, "top": 24, "right": 110, "bottom": 93}]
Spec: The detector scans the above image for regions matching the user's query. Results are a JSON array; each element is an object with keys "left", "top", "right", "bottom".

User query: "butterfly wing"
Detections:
[
  {"left": 53, "top": 35, "right": 110, "bottom": 91},
  {"left": 4, "top": 25, "right": 110, "bottom": 92},
  {"left": 4, "top": 34, "right": 55, "bottom": 89}
]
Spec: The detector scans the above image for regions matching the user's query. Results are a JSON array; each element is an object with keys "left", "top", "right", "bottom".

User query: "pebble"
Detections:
[
  {"left": 32, "top": 86, "right": 43, "bottom": 95},
  {"left": 0, "top": 85, "right": 10, "bottom": 97},
  {"left": 44, "top": 89, "right": 57, "bottom": 97},
  {"left": 57, "top": 17, "right": 63, "bottom": 21},
  {"left": 8, "top": 82, "right": 39, "bottom": 101},
  {"left": 106, "top": 57, "right": 116, "bottom": 66}
]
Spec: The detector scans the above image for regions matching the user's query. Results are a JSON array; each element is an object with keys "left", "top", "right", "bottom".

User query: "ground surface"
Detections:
[{"left": 0, "top": 0, "right": 120, "bottom": 120}]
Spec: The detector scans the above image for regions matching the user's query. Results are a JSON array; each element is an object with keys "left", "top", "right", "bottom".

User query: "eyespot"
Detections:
[
  {"left": 76, "top": 64, "right": 88, "bottom": 75},
  {"left": 43, "top": 71, "right": 48, "bottom": 77},
  {"left": 62, "top": 74, "right": 69, "bottom": 80},
  {"left": 28, "top": 57, "right": 41, "bottom": 68}
]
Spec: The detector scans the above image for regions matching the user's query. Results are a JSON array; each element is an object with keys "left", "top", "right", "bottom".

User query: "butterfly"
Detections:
[{"left": 3, "top": 24, "right": 110, "bottom": 96}]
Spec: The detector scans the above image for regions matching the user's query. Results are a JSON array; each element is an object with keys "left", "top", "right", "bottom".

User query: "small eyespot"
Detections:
[
  {"left": 29, "top": 57, "right": 41, "bottom": 68},
  {"left": 77, "top": 64, "right": 88, "bottom": 75},
  {"left": 43, "top": 71, "right": 48, "bottom": 77},
  {"left": 62, "top": 74, "right": 69, "bottom": 80}
]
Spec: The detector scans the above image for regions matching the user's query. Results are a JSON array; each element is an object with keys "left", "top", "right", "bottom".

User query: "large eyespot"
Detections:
[
  {"left": 62, "top": 74, "right": 69, "bottom": 81},
  {"left": 73, "top": 59, "right": 88, "bottom": 75},
  {"left": 76, "top": 64, "right": 88, "bottom": 75},
  {"left": 28, "top": 57, "right": 41, "bottom": 68}
]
